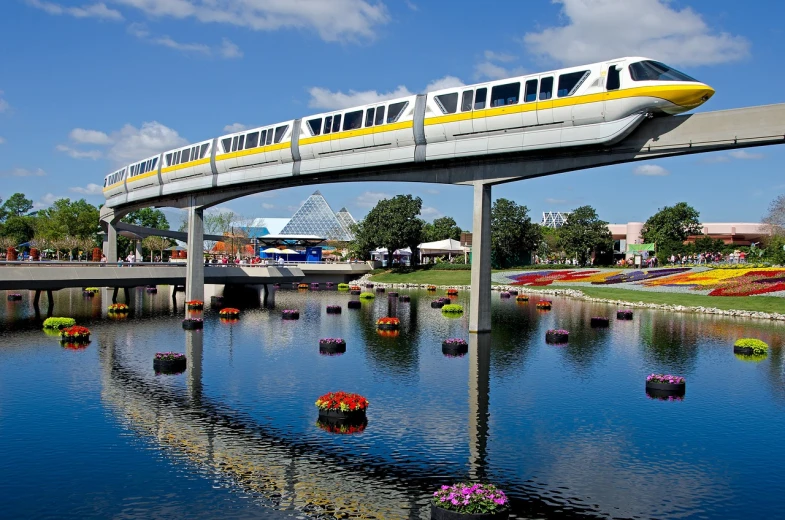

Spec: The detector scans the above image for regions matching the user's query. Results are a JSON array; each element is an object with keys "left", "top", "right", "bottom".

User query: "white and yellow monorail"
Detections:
[{"left": 103, "top": 57, "right": 714, "bottom": 204}]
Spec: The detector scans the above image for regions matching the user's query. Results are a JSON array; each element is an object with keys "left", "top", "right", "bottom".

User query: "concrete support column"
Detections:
[
  {"left": 469, "top": 182, "right": 492, "bottom": 333},
  {"left": 104, "top": 220, "right": 118, "bottom": 263},
  {"left": 135, "top": 240, "right": 143, "bottom": 263},
  {"left": 468, "top": 333, "right": 491, "bottom": 481},
  {"left": 185, "top": 205, "right": 205, "bottom": 305}
]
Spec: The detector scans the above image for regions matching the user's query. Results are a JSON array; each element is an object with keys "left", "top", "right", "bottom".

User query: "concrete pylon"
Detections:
[
  {"left": 104, "top": 219, "right": 118, "bottom": 263},
  {"left": 135, "top": 240, "right": 143, "bottom": 263},
  {"left": 184, "top": 204, "right": 204, "bottom": 306},
  {"left": 468, "top": 333, "right": 491, "bottom": 481},
  {"left": 469, "top": 182, "right": 492, "bottom": 333}
]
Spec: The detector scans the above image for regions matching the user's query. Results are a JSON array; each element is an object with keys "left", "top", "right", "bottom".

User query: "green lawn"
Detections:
[{"left": 368, "top": 270, "right": 785, "bottom": 314}]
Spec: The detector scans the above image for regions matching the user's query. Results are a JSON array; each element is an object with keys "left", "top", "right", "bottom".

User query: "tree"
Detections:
[
  {"left": 204, "top": 211, "right": 237, "bottom": 254},
  {"left": 537, "top": 225, "right": 562, "bottom": 263},
  {"left": 422, "top": 216, "right": 462, "bottom": 242},
  {"left": 763, "top": 194, "right": 785, "bottom": 236},
  {"left": 0, "top": 193, "right": 34, "bottom": 220},
  {"left": 490, "top": 198, "right": 542, "bottom": 268},
  {"left": 142, "top": 235, "right": 172, "bottom": 262},
  {"left": 641, "top": 202, "right": 702, "bottom": 261},
  {"left": 2, "top": 216, "right": 36, "bottom": 245},
  {"left": 351, "top": 195, "right": 424, "bottom": 265},
  {"left": 123, "top": 208, "right": 170, "bottom": 230},
  {"left": 36, "top": 198, "right": 100, "bottom": 241},
  {"left": 558, "top": 205, "right": 614, "bottom": 266}
]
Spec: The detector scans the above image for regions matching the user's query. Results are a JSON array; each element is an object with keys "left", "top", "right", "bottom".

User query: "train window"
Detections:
[
  {"left": 629, "top": 60, "right": 697, "bottom": 82},
  {"left": 474, "top": 88, "right": 487, "bottom": 110},
  {"left": 558, "top": 70, "right": 590, "bottom": 97},
  {"left": 307, "top": 118, "right": 322, "bottom": 136},
  {"left": 539, "top": 77, "right": 553, "bottom": 100},
  {"left": 374, "top": 106, "right": 385, "bottom": 126},
  {"left": 231, "top": 136, "right": 239, "bottom": 152},
  {"left": 323, "top": 116, "right": 332, "bottom": 135},
  {"left": 237, "top": 135, "right": 245, "bottom": 150},
  {"left": 200, "top": 143, "right": 209, "bottom": 158},
  {"left": 435, "top": 93, "right": 458, "bottom": 114},
  {"left": 387, "top": 101, "right": 408, "bottom": 123},
  {"left": 343, "top": 110, "right": 363, "bottom": 131},
  {"left": 151, "top": 158, "right": 158, "bottom": 170},
  {"left": 222, "top": 138, "right": 232, "bottom": 153},
  {"left": 607, "top": 66, "right": 621, "bottom": 90},
  {"left": 461, "top": 90, "right": 473, "bottom": 112},
  {"left": 246, "top": 132, "right": 259, "bottom": 149},
  {"left": 173, "top": 151, "right": 180, "bottom": 165},
  {"left": 266, "top": 129, "right": 273, "bottom": 145},
  {"left": 365, "top": 108, "right": 375, "bottom": 127},
  {"left": 274, "top": 125, "right": 288, "bottom": 143},
  {"left": 182, "top": 148, "right": 192, "bottom": 163},
  {"left": 332, "top": 114, "right": 342, "bottom": 133},
  {"left": 259, "top": 130, "right": 267, "bottom": 146},
  {"left": 491, "top": 82, "right": 520, "bottom": 107},
  {"left": 166, "top": 153, "right": 173, "bottom": 166},
  {"left": 524, "top": 80, "right": 538, "bottom": 102}
]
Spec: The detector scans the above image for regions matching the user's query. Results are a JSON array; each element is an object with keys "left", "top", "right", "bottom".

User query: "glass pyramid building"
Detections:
[{"left": 279, "top": 190, "right": 356, "bottom": 241}]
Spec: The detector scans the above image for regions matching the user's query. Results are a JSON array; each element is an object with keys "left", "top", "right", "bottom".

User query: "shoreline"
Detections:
[{"left": 352, "top": 275, "right": 785, "bottom": 322}]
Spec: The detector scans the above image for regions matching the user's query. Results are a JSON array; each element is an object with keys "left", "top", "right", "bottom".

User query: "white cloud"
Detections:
[
  {"left": 523, "top": 0, "right": 750, "bottom": 67},
  {"left": 128, "top": 23, "right": 240, "bottom": 58},
  {"left": 308, "top": 85, "right": 412, "bottom": 110},
  {"left": 223, "top": 123, "right": 248, "bottom": 133},
  {"left": 484, "top": 50, "right": 516, "bottom": 63},
  {"left": 633, "top": 164, "right": 669, "bottom": 176},
  {"left": 545, "top": 197, "right": 568, "bottom": 204},
  {"left": 474, "top": 61, "right": 513, "bottom": 80},
  {"left": 56, "top": 144, "right": 103, "bottom": 160},
  {"left": 424, "top": 76, "right": 465, "bottom": 92},
  {"left": 0, "top": 137, "right": 5, "bottom": 144},
  {"left": 69, "top": 183, "right": 104, "bottom": 195},
  {"left": 261, "top": 203, "right": 275, "bottom": 210},
  {"left": 424, "top": 188, "right": 440, "bottom": 195},
  {"left": 404, "top": 1, "right": 418, "bottom": 11},
  {"left": 1, "top": 168, "right": 47, "bottom": 178},
  {"left": 34, "top": 193, "right": 60, "bottom": 210},
  {"left": 108, "top": 121, "right": 188, "bottom": 164},
  {"left": 26, "top": 0, "right": 122, "bottom": 20},
  {"left": 702, "top": 154, "right": 730, "bottom": 164},
  {"left": 728, "top": 150, "right": 763, "bottom": 160},
  {"left": 69, "top": 128, "right": 111, "bottom": 144},
  {"left": 219, "top": 38, "right": 243, "bottom": 59},
  {"left": 421, "top": 206, "right": 441, "bottom": 218},
  {"left": 0, "top": 91, "right": 9, "bottom": 113},
  {"left": 111, "top": 0, "right": 388, "bottom": 42},
  {"left": 355, "top": 191, "right": 392, "bottom": 208}
]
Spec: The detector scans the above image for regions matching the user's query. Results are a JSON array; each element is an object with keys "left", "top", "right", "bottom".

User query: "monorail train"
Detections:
[{"left": 103, "top": 57, "right": 714, "bottom": 204}]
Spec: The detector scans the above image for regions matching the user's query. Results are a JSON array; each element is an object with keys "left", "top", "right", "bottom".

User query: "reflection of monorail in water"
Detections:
[{"left": 98, "top": 337, "right": 420, "bottom": 519}]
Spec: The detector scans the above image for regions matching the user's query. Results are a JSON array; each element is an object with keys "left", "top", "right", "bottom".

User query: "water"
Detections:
[{"left": 1, "top": 286, "right": 784, "bottom": 519}]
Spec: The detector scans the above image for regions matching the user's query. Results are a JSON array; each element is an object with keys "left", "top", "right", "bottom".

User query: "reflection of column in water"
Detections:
[
  {"left": 468, "top": 333, "right": 491, "bottom": 481},
  {"left": 186, "top": 330, "right": 203, "bottom": 403}
]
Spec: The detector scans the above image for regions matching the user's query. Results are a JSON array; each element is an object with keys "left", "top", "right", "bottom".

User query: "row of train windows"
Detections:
[
  {"left": 306, "top": 101, "right": 408, "bottom": 136},
  {"left": 434, "top": 70, "right": 590, "bottom": 115},
  {"left": 104, "top": 169, "right": 126, "bottom": 187},
  {"left": 221, "top": 125, "right": 289, "bottom": 154},
  {"left": 166, "top": 143, "right": 210, "bottom": 168},
  {"left": 130, "top": 158, "right": 158, "bottom": 177}
]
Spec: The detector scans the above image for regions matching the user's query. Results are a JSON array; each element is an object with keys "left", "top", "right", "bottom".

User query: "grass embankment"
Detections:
[{"left": 368, "top": 271, "right": 785, "bottom": 314}]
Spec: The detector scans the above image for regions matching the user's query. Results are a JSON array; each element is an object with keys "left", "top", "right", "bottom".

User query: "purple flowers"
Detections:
[
  {"left": 282, "top": 309, "right": 298, "bottom": 314},
  {"left": 443, "top": 338, "right": 468, "bottom": 346},
  {"left": 319, "top": 338, "right": 345, "bottom": 344},
  {"left": 182, "top": 318, "right": 203, "bottom": 323},
  {"left": 547, "top": 329, "right": 569, "bottom": 335},
  {"left": 155, "top": 352, "right": 186, "bottom": 361},
  {"left": 432, "top": 483, "right": 509, "bottom": 515},
  {"left": 646, "top": 373, "right": 685, "bottom": 384}
]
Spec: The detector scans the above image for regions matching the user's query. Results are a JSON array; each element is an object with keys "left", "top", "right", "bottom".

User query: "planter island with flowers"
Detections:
[
  {"left": 516, "top": 295, "right": 528, "bottom": 303},
  {"left": 359, "top": 292, "right": 375, "bottom": 299},
  {"left": 733, "top": 338, "right": 768, "bottom": 357},
  {"left": 398, "top": 294, "right": 411, "bottom": 302},
  {"left": 154, "top": 352, "right": 187, "bottom": 374},
  {"left": 377, "top": 317, "right": 400, "bottom": 331},
  {"left": 219, "top": 308, "right": 240, "bottom": 319},
  {"left": 338, "top": 283, "right": 350, "bottom": 291},
  {"left": 182, "top": 317, "right": 204, "bottom": 330},
  {"left": 442, "top": 338, "right": 468, "bottom": 356},
  {"left": 427, "top": 285, "right": 437, "bottom": 292},
  {"left": 446, "top": 288, "right": 459, "bottom": 296},
  {"left": 326, "top": 305, "right": 342, "bottom": 314},
  {"left": 441, "top": 304, "right": 464, "bottom": 316},
  {"left": 347, "top": 300, "right": 362, "bottom": 309},
  {"left": 617, "top": 309, "right": 634, "bottom": 320},
  {"left": 545, "top": 329, "right": 569, "bottom": 344},
  {"left": 319, "top": 338, "right": 346, "bottom": 354},
  {"left": 645, "top": 374, "right": 686, "bottom": 397},
  {"left": 186, "top": 300, "right": 204, "bottom": 310},
  {"left": 535, "top": 300, "right": 552, "bottom": 310},
  {"left": 315, "top": 391, "right": 369, "bottom": 422},
  {"left": 499, "top": 291, "right": 511, "bottom": 299},
  {"left": 431, "top": 482, "right": 510, "bottom": 520},
  {"left": 431, "top": 297, "right": 450, "bottom": 309},
  {"left": 282, "top": 309, "right": 300, "bottom": 320},
  {"left": 43, "top": 317, "right": 76, "bottom": 330},
  {"left": 590, "top": 316, "right": 610, "bottom": 328},
  {"left": 108, "top": 303, "right": 128, "bottom": 313},
  {"left": 61, "top": 326, "right": 91, "bottom": 343}
]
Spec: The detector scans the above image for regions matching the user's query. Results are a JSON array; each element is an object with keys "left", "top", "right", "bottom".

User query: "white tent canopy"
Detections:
[
  {"left": 370, "top": 247, "right": 412, "bottom": 266},
  {"left": 417, "top": 238, "right": 468, "bottom": 263}
]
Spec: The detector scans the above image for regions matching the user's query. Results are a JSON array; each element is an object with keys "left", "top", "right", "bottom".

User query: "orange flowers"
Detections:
[
  {"left": 376, "top": 317, "right": 400, "bottom": 325},
  {"left": 315, "top": 391, "right": 369, "bottom": 412}
]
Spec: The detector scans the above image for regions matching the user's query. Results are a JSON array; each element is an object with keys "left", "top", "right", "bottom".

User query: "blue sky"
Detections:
[{"left": 1, "top": 0, "right": 783, "bottom": 230}]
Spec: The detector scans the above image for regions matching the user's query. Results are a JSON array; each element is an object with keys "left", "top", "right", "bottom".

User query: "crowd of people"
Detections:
[{"left": 666, "top": 251, "right": 747, "bottom": 265}]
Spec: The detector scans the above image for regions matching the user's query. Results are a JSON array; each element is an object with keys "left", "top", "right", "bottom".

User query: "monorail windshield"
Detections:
[{"left": 629, "top": 60, "right": 698, "bottom": 82}]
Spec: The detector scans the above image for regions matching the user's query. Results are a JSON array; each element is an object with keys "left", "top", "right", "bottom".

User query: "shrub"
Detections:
[
  {"left": 43, "top": 317, "right": 76, "bottom": 330},
  {"left": 359, "top": 292, "right": 375, "bottom": 299},
  {"left": 337, "top": 283, "right": 350, "bottom": 290},
  {"left": 441, "top": 304, "right": 464, "bottom": 314},
  {"left": 734, "top": 338, "right": 769, "bottom": 355}
]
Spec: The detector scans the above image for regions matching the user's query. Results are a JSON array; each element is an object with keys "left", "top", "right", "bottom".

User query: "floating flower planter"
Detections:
[
  {"left": 359, "top": 292, "right": 375, "bottom": 299},
  {"left": 645, "top": 374, "right": 685, "bottom": 396},
  {"left": 186, "top": 300, "right": 204, "bottom": 310},
  {"left": 319, "top": 338, "right": 346, "bottom": 354},
  {"left": 499, "top": 292, "right": 511, "bottom": 299},
  {"left": 427, "top": 285, "right": 437, "bottom": 291},
  {"left": 154, "top": 352, "right": 187, "bottom": 374},
  {"left": 350, "top": 290, "right": 361, "bottom": 295},
  {"left": 43, "top": 317, "right": 76, "bottom": 330},
  {"left": 60, "top": 325, "right": 91, "bottom": 343},
  {"left": 441, "top": 304, "right": 464, "bottom": 315},
  {"left": 733, "top": 338, "right": 768, "bottom": 356},
  {"left": 350, "top": 285, "right": 361, "bottom": 291},
  {"left": 617, "top": 309, "right": 633, "bottom": 320},
  {"left": 219, "top": 307, "right": 240, "bottom": 318},
  {"left": 431, "top": 297, "right": 450, "bottom": 309},
  {"left": 398, "top": 295, "right": 411, "bottom": 302},
  {"left": 7, "top": 293, "right": 22, "bottom": 301},
  {"left": 546, "top": 329, "right": 569, "bottom": 344},
  {"left": 326, "top": 282, "right": 334, "bottom": 288},
  {"left": 446, "top": 288, "right": 459, "bottom": 296},
  {"left": 376, "top": 287, "right": 386, "bottom": 293},
  {"left": 108, "top": 303, "right": 129, "bottom": 313},
  {"left": 535, "top": 300, "right": 552, "bottom": 310},
  {"left": 590, "top": 317, "right": 610, "bottom": 328},
  {"left": 298, "top": 283, "right": 309, "bottom": 289},
  {"left": 316, "top": 418, "right": 366, "bottom": 434},
  {"left": 508, "top": 290, "right": 518, "bottom": 296},
  {"left": 365, "top": 283, "right": 375, "bottom": 288},
  {"left": 326, "top": 305, "right": 342, "bottom": 314},
  {"left": 282, "top": 309, "right": 300, "bottom": 320},
  {"left": 376, "top": 317, "right": 400, "bottom": 330},
  {"left": 315, "top": 391, "right": 369, "bottom": 422},
  {"left": 442, "top": 338, "right": 468, "bottom": 356},
  {"left": 347, "top": 300, "right": 361, "bottom": 309},
  {"left": 337, "top": 283, "right": 350, "bottom": 291},
  {"left": 182, "top": 318, "right": 203, "bottom": 330},
  {"left": 431, "top": 483, "right": 510, "bottom": 520},
  {"left": 388, "top": 291, "right": 399, "bottom": 298},
  {"left": 516, "top": 295, "right": 528, "bottom": 302}
]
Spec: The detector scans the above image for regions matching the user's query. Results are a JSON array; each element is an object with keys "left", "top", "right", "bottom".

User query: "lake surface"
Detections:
[{"left": 1, "top": 286, "right": 784, "bottom": 519}]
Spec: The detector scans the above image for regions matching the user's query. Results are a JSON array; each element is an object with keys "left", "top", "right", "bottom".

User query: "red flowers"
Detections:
[
  {"left": 315, "top": 391, "right": 369, "bottom": 412},
  {"left": 376, "top": 317, "right": 400, "bottom": 325},
  {"left": 60, "top": 326, "right": 91, "bottom": 341}
]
